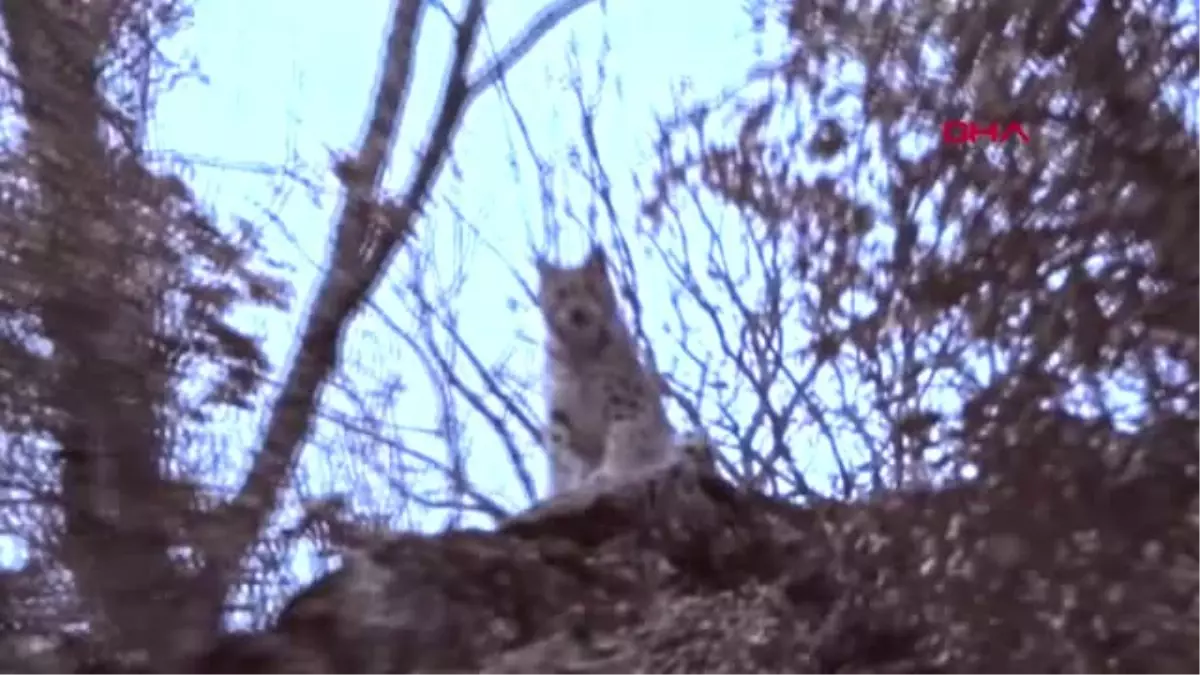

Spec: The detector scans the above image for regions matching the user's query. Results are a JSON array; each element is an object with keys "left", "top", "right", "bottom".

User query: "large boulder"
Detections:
[{"left": 192, "top": 456, "right": 1197, "bottom": 673}]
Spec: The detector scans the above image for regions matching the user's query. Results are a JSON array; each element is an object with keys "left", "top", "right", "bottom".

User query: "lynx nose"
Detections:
[{"left": 569, "top": 308, "right": 588, "bottom": 326}]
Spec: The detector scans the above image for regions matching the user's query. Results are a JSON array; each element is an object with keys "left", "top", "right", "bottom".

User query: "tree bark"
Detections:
[{"left": 3, "top": 0, "right": 183, "bottom": 660}]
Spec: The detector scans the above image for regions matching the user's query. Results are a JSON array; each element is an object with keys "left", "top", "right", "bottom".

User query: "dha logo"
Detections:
[{"left": 941, "top": 120, "right": 1030, "bottom": 145}]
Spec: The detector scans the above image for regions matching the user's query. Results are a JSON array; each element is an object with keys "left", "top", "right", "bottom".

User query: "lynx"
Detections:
[{"left": 537, "top": 246, "right": 682, "bottom": 496}]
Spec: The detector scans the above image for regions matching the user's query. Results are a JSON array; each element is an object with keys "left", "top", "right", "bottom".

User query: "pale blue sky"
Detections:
[
  {"left": 145, "top": 0, "right": 773, "bottom": 527},
  {"left": 145, "top": 0, "right": 1194, "bottom": 602},
  {"left": 0, "top": 0, "right": 789, "bottom": 577},
  {"left": 139, "top": 0, "right": 1003, "bottom": 540},
  {"left": 129, "top": 0, "right": 798, "bottom": 606}
]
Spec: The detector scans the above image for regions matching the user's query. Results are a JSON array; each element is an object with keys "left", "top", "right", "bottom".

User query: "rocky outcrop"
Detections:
[{"left": 192, "top": 456, "right": 1197, "bottom": 673}]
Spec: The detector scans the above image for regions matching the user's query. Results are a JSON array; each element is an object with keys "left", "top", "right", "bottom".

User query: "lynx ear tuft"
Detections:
[{"left": 584, "top": 245, "right": 607, "bottom": 271}]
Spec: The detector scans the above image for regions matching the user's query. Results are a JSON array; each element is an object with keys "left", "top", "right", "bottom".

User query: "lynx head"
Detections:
[{"left": 536, "top": 245, "right": 619, "bottom": 353}]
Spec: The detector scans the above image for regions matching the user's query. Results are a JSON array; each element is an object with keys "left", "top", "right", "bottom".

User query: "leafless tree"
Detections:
[
  {"left": 643, "top": 0, "right": 1195, "bottom": 662},
  {"left": 0, "top": 0, "right": 598, "bottom": 666},
  {"left": 370, "top": 0, "right": 1195, "bottom": 518},
  {"left": 378, "top": 15, "right": 920, "bottom": 508},
  {"left": 642, "top": 0, "right": 1196, "bottom": 527}
]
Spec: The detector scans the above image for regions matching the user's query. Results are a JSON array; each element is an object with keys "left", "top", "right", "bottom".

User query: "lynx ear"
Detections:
[
  {"left": 584, "top": 245, "right": 607, "bottom": 272},
  {"left": 535, "top": 255, "right": 554, "bottom": 276}
]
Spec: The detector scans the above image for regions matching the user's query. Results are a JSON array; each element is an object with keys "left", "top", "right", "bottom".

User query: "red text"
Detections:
[{"left": 941, "top": 120, "right": 1030, "bottom": 145}]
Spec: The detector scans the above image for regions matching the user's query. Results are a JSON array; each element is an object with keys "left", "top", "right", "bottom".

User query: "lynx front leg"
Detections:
[
  {"left": 544, "top": 410, "right": 592, "bottom": 497},
  {"left": 549, "top": 450, "right": 588, "bottom": 497}
]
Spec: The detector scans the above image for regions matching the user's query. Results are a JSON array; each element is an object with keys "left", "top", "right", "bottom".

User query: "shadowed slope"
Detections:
[{"left": 191, "top": 446, "right": 1196, "bottom": 674}]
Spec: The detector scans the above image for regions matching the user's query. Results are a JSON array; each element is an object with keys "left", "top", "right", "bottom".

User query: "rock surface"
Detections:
[{"left": 191, "top": 457, "right": 1197, "bottom": 673}]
